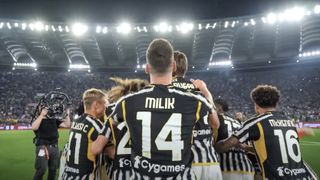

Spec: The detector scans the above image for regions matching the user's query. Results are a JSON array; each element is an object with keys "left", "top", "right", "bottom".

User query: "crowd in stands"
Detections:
[{"left": 0, "top": 65, "right": 319, "bottom": 125}]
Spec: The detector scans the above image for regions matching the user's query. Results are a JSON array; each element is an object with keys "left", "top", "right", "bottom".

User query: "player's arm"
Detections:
[
  {"left": 92, "top": 135, "right": 109, "bottom": 156},
  {"left": 215, "top": 136, "right": 240, "bottom": 153},
  {"left": 31, "top": 108, "right": 47, "bottom": 130},
  {"left": 59, "top": 109, "right": 71, "bottom": 128},
  {"left": 192, "top": 79, "right": 220, "bottom": 129}
]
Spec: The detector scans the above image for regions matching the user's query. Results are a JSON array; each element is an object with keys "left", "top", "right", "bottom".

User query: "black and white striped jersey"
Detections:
[
  {"left": 216, "top": 113, "right": 254, "bottom": 173},
  {"left": 233, "top": 111, "right": 314, "bottom": 180},
  {"left": 103, "top": 84, "right": 212, "bottom": 178},
  {"left": 172, "top": 76, "right": 218, "bottom": 165},
  {"left": 62, "top": 114, "right": 105, "bottom": 180}
]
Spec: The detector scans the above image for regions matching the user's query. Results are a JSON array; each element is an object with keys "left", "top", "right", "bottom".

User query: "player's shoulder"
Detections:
[
  {"left": 242, "top": 112, "right": 273, "bottom": 127},
  {"left": 83, "top": 114, "right": 103, "bottom": 132}
]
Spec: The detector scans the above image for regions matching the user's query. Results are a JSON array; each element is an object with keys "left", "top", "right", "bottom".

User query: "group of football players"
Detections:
[{"left": 58, "top": 38, "right": 318, "bottom": 180}]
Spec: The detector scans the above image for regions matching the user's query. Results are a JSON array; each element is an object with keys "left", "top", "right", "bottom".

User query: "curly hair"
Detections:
[
  {"left": 107, "top": 77, "right": 149, "bottom": 103},
  {"left": 250, "top": 85, "right": 281, "bottom": 108}
]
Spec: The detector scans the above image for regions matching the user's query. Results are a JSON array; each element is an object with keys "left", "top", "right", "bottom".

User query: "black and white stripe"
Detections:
[
  {"left": 86, "top": 116, "right": 103, "bottom": 133},
  {"left": 234, "top": 114, "right": 272, "bottom": 143},
  {"left": 219, "top": 150, "right": 255, "bottom": 173},
  {"left": 192, "top": 138, "right": 219, "bottom": 163},
  {"left": 112, "top": 169, "right": 131, "bottom": 180}
]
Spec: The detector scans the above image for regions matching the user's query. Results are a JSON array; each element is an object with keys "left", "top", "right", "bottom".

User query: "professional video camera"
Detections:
[{"left": 32, "top": 91, "right": 71, "bottom": 121}]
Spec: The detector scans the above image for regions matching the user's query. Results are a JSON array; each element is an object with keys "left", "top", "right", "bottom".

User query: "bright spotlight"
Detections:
[
  {"left": 6, "top": 22, "right": 11, "bottom": 29},
  {"left": 224, "top": 21, "right": 229, "bottom": 28},
  {"left": 180, "top": 22, "right": 194, "bottom": 33},
  {"left": 45, "top": 25, "right": 49, "bottom": 31},
  {"left": 117, "top": 22, "right": 131, "bottom": 34},
  {"left": 209, "top": 60, "right": 233, "bottom": 66},
  {"left": 283, "top": 7, "right": 305, "bottom": 22},
  {"left": 267, "top": 13, "right": 277, "bottom": 24},
  {"left": 65, "top": 25, "right": 70, "bottom": 32},
  {"left": 29, "top": 23, "right": 35, "bottom": 31},
  {"left": 14, "top": 23, "right": 19, "bottom": 27},
  {"left": 261, "top": 17, "right": 267, "bottom": 23},
  {"left": 72, "top": 23, "right": 88, "bottom": 36},
  {"left": 34, "top": 21, "right": 44, "bottom": 31},
  {"left": 69, "top": 64, "right": 90, "bottom": 69},
  {"left": 102, "top": 27, "right": 108, "bottom": 34},
  {"left": 244, "top": 22, "right": 249, "bottom": 26},
  {"left": 58, "top": 25, "right": 63, "bottom": 32},
  {"left": 21, "top": 23, "right": 27, "bottom": 30},
  {"left": 314, "top": 5, "right": 320, "bottom": 14},
  {"left": 158, "top": 22, "right": 170, "bottom": 32},
  {"left": 0, "top": 22, "right": 3, "bottom": 29},
  {"left": 96, "top": 26, "right": 101, "bottom": 33},
  {"left": 250, "top": 19, "right": 256, "bottom": 25},
  {"left": 51, "top": 25, "right": 56, "bottom": 32}
]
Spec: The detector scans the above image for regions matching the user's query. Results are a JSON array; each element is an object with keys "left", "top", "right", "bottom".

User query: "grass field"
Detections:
[{"left": 0, "top": 129, "right": 319, "bottom": 179}]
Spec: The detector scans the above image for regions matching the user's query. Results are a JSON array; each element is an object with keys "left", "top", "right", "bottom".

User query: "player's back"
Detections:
[
  {"left": 243, "top": 112, "right": 311, "bottom": 179},
  {"left": 114, "top": 84, "right": 211, "bottom": 179},
  {"left": 62, "top": 114, "right": 103, "bottom": 179}
]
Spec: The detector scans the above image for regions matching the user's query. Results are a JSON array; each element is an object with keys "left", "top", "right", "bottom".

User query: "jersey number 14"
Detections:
[{"left": 137, "top": 111, "right": 184, "bottom": 161}]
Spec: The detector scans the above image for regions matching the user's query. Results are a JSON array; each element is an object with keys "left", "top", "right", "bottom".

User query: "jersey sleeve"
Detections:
[
  {"left": 89, "top": 119, "right": 104, "bottom": 141},
  {"left": 233, "top": 120, "right": 260, "bottom": 143},
  {"left": 109, "top": 100, "right": 126, "bottom": 123},
  {"left": 100, "top": 118, "right": 113, "bottom": 140},
  {"left": 216, "top": 115, "right": 229, "bottom": 142}
]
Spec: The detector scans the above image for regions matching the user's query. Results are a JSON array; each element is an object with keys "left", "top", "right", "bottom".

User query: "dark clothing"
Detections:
[
  {"left": 34, "top": 145, "right": 60, "bottom": 180},
  {"left": 34, "top": 118, "right": 62, "bottom": 146},
  {"left": 33, "top": 118, "right": 62, "bottom": 180}
]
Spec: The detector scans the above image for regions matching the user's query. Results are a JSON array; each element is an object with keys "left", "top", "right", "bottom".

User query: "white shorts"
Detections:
[
  {"left": 222, "top": 172, "right": 254, "bottom": 180},
  {"left": 192, "top": 164, "right": 222, "bottom": 180}
]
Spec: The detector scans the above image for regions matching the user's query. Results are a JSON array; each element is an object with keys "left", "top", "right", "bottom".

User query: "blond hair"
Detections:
[
  {"left": 108, "top": 77, "right": 149, "bottom": 103},
  {"left": 82, "top": 88, "right": 107, "bottom": 110}
]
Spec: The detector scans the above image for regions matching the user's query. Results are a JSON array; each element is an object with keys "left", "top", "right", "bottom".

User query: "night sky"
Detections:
[{"left": 0, "top": 0, "right": 314, "bottom": 23}]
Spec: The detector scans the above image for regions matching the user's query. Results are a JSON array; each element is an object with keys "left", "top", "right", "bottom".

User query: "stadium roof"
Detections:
[{"left": 0, "top": 1, "right": 319, "bottom": 72}]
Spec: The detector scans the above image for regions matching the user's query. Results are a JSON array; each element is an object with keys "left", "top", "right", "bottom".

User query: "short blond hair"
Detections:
[{"left": 82, "top": 88, "right": 107, "bottom": 110}]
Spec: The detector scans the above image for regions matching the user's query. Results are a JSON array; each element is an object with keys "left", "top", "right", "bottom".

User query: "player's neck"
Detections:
[
  {"left": 84, "top": 110, "right": 98, "bottom": 119},
  {"left": 150, "top": 73, "right": 172, "bottom": 85},
  {"left": 258, "top": 107, "right": 276, "bottom": 115}
]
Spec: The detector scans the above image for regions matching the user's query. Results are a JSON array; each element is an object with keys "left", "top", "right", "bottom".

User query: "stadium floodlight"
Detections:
[
  {"left": 72, "top": 23, "right": 88, "bottom": 36},
  {"left": 299, "top": 54, "right": 302, "bottom": 57},
  {"left": 21, "top": 23, "right": 27, "bottom": 30},
  {"left": 192, "top": 66, "right": 195, "bottom": 69},
  {"left": 142, "top": 64, "right": 146, "bottom": 68},
  {"left": 69, "top": 64, "right": 90, "bottom": 69},
  {"left": 96, "top": 26, "right": 101, "bottom": 33},
  {"left": 117, "top": 22, "right": 131, "bottom": 34},
  {"left": 35, "top": 68, "right": 37, "bottom": 71},
  {"left": 136, "top": 64, "right": 141, "bottom": 68},
  {"left": 45, "top": 25, "right": 49, "bottom": 31},
  {"left": 134, "top": 70, "right": 138, "bottom": 73},
  {"left": 314, "top": 5, "right": 320, "bottom": 14},
  {"left": 283, "top": 7, "right": 305, "bottom": 22},
  {"left": 29, "top": 23, "right": 35, "bottom": 31},
  {"left": 88, "top": 69, "right": 91, "bottom": 73},
  {"left": 306, "top": 52, "right": 311, "bottom": 56},
  {"left": 244, "top": 22, "right": 249, "bottom": 26},
  {"left": 51, "top": 25, "right": 56, "bottom": 32},
  {"left": 154, "top": 22, "right": 171, "bottom": 33},
  {"left": 0, "top": 22, "right": 3, "bottom": 29},
  {"left": 198, "top": 24, "right": 202, "bottom": 30},
  {"left": 209, "top": 60, "right": 233, "bottom": 66},
  {"left": 224, "top": 21, "right": 229, "bottom": 28},
  {"left": 305, "top": 11, "right": 312, "bottom": 16},
  {"left": 58, "top": 25, "right": 63, "bottom": 32},
  {"left": 14, "top": 23, "right": 19, "bottom": 27},
  {"left": 250, "top": 19, "right": 256, "bottom": 25},
  {"left": 13, "top": 62, "right": 37, "bottom": 68},
  {"left": 102, "top": 26, "right": 108, "bottom": 34},
  {"left": 268, "top": 61, "right": 271, "bottom": 64},
  {"left": 34, "top": 21, "right": 44, "bottom": 31},
  {"left": 65, "top": 25, "right": 70, "bottom": 32},
  {"left": 316, "top": 51, "right": 320, "bottom": 55},
  {"left": 311, "top": 51, "right": 316, "bottom": 56},
  {"left": 12, "top": 67, "right": 15, "bottom": 70},
  {"left": 7, "top": 22, "right": 12, "bottom": 29},
  {"left": 267, "top": 13, "right": 277, "bottom": 24},
  {"left": 231, "top": 21, "right": 236, "bottom": 28},
  {"left": 261, "top": 17, "right": 267, "bottom": 23},
  {"left": 179, "top": 22, "right": 194, "bottom": 33}
]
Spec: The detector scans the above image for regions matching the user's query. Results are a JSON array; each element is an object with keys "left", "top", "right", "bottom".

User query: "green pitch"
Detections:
[{"left": 0, "top": 129, "right": 319, "bottom": 179}]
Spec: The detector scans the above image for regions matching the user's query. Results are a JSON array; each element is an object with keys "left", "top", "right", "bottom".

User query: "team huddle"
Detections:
[{"left": 58, "top": 39, "right": 317, "bottom": 180}]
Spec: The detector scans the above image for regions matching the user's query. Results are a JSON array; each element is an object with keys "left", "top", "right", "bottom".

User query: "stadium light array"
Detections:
[
  {"left": 14, "top": 22, "right": 19, "bottom": 27},
  {"left": 21, "top": 23, "right": 27, "bottom": 30},
  {"left": 314, "top": 5, "right": 320, "bottom": 14},
  {"left": 72, "top": 23, "right": 88, "bottom": 36},
  {"left": 300, "top": 50, "right": 320, "bottom": 57},
  {"left": 209, "top": 60, "right": 233, "bottom": 66},
  {"left": 177, "top": 22, "right": 194, "bottom": 33},
  {"left": 0, "top": 22, "right": 3, "bottom": 29},
  {"left": 69, "top": 64, "right": 90, "bottom": 69},
  {"left": 136, "top": 64, "right": 146, "bottom": 69},
  {"left": 117, "top": 22, "right": 132, "bottom": 34},
  {"left": 154, "top": 22, "right": 172, "bottom": 33},
  {"left": 7, "top": 22, "right": 11, "bottom": 29},
  {"left": 13, "top": 62, "right": 37, "bottom": 68},
  {"left": 34, "top": 21, "right": 44, "bottom": 31}
]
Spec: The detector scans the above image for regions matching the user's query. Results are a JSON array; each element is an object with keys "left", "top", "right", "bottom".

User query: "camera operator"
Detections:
[{"left": 31, "top": 107, "right": 71, "bottom": 180}]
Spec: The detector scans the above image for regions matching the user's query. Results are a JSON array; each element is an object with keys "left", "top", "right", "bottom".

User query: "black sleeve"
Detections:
[{"left": 233, "top": 121, "right": 260, "bottom": 143}]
